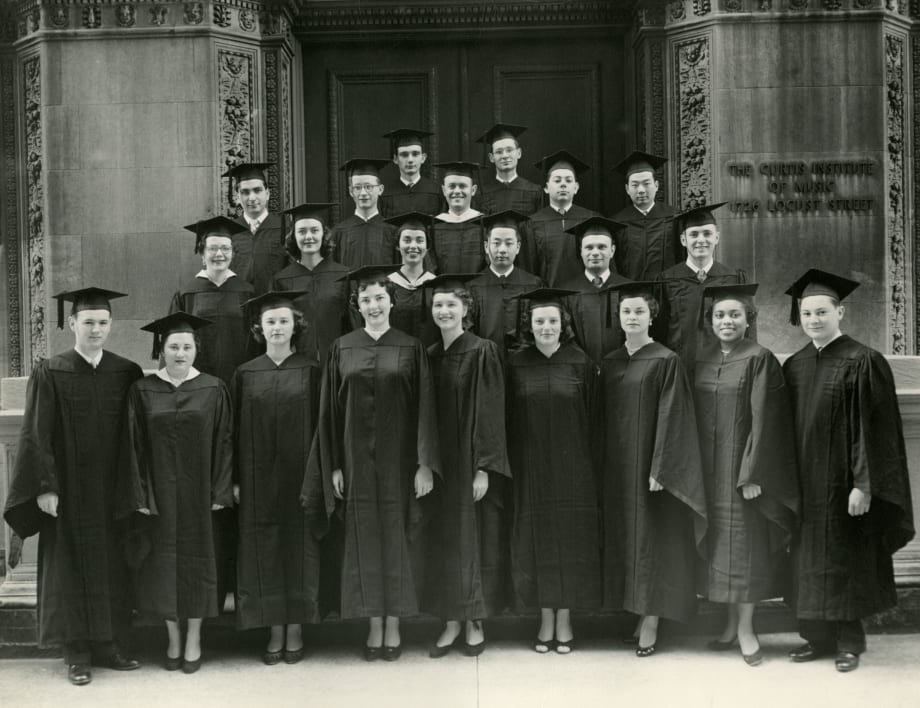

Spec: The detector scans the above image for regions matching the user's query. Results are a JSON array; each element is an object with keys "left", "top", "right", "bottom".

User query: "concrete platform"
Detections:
[{"left": 1, "top": 632, "right": 918, "bottom": 708}]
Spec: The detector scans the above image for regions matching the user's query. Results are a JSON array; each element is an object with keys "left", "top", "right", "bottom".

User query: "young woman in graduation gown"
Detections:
[
  {"left": 507, "top": 287, "right": 602, "bottom": 654},
  {"left": 599, "top": 283, "right": 707, "bottom": 657},
  {"left": 229, "top": 292, "right": 321, "bottom": 665},
  {"left": 423, "top": 274, "right": 510, "bottom": 658},
  {"left": 120, "top": 313, "right": 234, "bottom": 673},
  {"left": 692, "top": 284, "right": 800, "bottom": 666},
  {"left": 301, "top": 268, "right": 440, "bottom": 661},
  {"left": 385, "top": 212, "right": 439, "bottom": 347},
  {"left": 270, "top": 203, "right": 350, "bottom": 367}
]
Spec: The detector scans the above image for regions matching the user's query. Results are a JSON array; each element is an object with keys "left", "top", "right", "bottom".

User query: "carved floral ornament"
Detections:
[{"left": 116, "top": 4, "right": 135, "bottom": 28}]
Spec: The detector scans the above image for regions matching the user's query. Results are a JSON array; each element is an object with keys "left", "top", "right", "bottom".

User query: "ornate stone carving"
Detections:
[
  {"left": 83, "top": 5, "right": 102, "bottom": 29},
  {"left": 636, "top": 48, "right": 647, "bottom": 150},
  {"left": 674, "top": 37, "right": 711, "bottom": 209},
  {"left": 281, "top": 58, "right": 292, "bottom": 209},
  {"left": 723, "top": 0, "right": 743, "bottom": 11},
  {"left": 265, "top": 50, "right": 280, "bottom": 213},
  {"left": 854, "top": 0, "right": 874, "bottom": 8},
  {"left": 27, "top": 8, "right": 40, "bottom": 33},
  {"left": 636, "top": 3, "right": 666, "bottom": 26},
  {"left": 150, "top": 6, "right": 168, "bottom": 26},
  {"left": 184, "top": 2, "right": 204, "bottom": 25},
  {"left": 649, "top": 39, "right": 667, "bottom": 200},
  {"left": 239, "top": 8, "right": 256, "bottom": 31},
  {"left": 116, "top": 4, "right": 135, "bottom": 28},
  {"left": 214, "top": 3, "right": 232, "bottom": 28},
  {"left": 218, "top": 50, "right": 253, "bottom": 215},
  {"left": 759, "top": 0, "right": 773, "bottom": 9},
  {"left": 692, "top": 0, "right": 711, "bottom": 15},
  {"left": 823, "top": 0, "right": 842, "bottom": 9},
  {"left": 789, "top": 0, "right": 809, "bottom": 9},
  {"left": 23, "top": 57, "right": 45, "bottom": 364},
  {"left": 885, "top": 34, "right": 907, "bottom": 354},
  {"left": 913, "top": 34, "right": 920, "bottom": 350},
  {"left": 2, "top": 58, "right": 22, "bottom": 376},
  {"left": 669, "top": 1, "right": 687, "bottom": 20},
  {"left": 48, "top": 5, "right": 68, "bottom": 29}
]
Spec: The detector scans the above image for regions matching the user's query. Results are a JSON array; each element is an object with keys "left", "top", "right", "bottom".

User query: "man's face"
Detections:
[
  {"left": 485, "top": 227, "right": 520, "bottom": 272},
  {"left": 799, "top": 295, "right": 844, "bottom": 346},
  {"left": 545, "top": 168, "right": 579, "bottom": 207},
  {"left": 349, "top": 175, "right": 383, "bottom": 210},
  {"left": 680, "top": 223, "right": 720, "bottom": 263},
  {"left": 442, "top": 175, "right": 476, "bottom": 212},
  {"left": 489, "top": 138, "right": 521, "bottom": 173},
  {"left": 237, "top": 178, "right": 269, "bottom": 218},
  {"left": 70, "top": 309, "right": 112, "bottom": 353},
  {"left": 581, "top": 233, "right": 614, "bottom": 273},
  {"left": 625, "top": 170, "right": 658, "bottom": 209},
  {"left": 393, "top": 144, "right": 426, "bottom": 179}
]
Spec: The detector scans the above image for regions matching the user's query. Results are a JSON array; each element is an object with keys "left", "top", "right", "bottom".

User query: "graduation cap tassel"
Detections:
[
  {"left": 151, "top": 333, "right": 161, "bottom": 360},
  {"left": 57, "top": 297, "right": 65, "bottom": 329},
  {"left": 790, "top": 296, "right": 800, "bottom": 327}
]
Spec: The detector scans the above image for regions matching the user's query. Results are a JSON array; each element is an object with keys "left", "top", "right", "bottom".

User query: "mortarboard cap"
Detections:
[
  {"left": 222, "top": 161, "right": 273, "bottom": 184},
  {"left": 566, "top": 216, "right": 626, "bottom": 258},
  {"left": 419, "top": 273, "right": 480, "bottom": 292},
  {"left": 385, "top": 210, "right": 434, "bottom": 234},
  {"left": 53, "top": 287, "right": 127, "bottom": 329},
  {"left": 613, "top": 150, "right": 668, "bottom": 179},
  {"left": 675, "top": 202, "right": 727, "bottom": 233},
  {"left": 338, "top": 264, "right": 403, "bottom": 284},
  {"left": 476, "top": 123, "right": 528, "bottom": 147},
  {"left": 382, "top": 128, "right": 433, "bottom": 153},
  {"left": 184, "top": 215, "right": 247, "bottom": 254},
  {"left": 282, "top": 203, "right": 337, "bottom": 225},
  {"left": 241, "top": 290, "right": 309, "bottom": 323},
  {"left": 704, "top": 282, "right": 760, "bottom": 304},
  {"left": 340, "top": 158, "right": 390, "bottom": 179},
  {"left": 514, "top": 287, "right": 577, "bottom": 306},
  {"left": 434, "top": 161, "right": 480, "bottom": 180},
  {"left": 535, "top": 150, "right": 590, "bottom": 177},
  {"left": 140, "top": 311, "right": 213, "bottom": 360},
  {"left": 482, "top": 209, "right": 529, "bottom": 233},
  {"left": 784, "top": 269, "right": 860, "bottom": 325},
  {"left": 611, "top": 279, "right": 663, "bottom": 302}
]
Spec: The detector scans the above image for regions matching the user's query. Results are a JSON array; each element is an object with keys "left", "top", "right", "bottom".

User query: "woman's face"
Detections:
[
  {"left": 357, "top": 282, "right": 392, "bottom": 328},
  {"left": 711, "top": 298, "right": 748, "bottom": 344},
  {"left": 619, "top": 296, "right": 652, "bottom": 336},
  {"left": 431, "top": 292, "right": 467, "bottom": 332},
  {"left": 531, "top": 305, "right": 562, "bottom": 347},
  {"left": 202, "top": 235, "right": 233, "bottom": 273},
  {"left": 261, "top": 306, "right": 295, "bottom": 347},
  {"left": 162, "top": 332, "right": 196, "bottom": 378},
  {"left": 294, "top": 218, "right": 325, "bottom": 256},
  {"left": 398, "top": 228, "right": 428, "bottom": 267}
]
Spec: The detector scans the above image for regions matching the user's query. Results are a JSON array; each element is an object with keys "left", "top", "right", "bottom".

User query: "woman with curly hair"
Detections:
[
  {"left": 230, "top": 291, "right": 322, "bottom": 665},
  {"left": 507, "top": 287, "right": 601, "bottom": 654}
]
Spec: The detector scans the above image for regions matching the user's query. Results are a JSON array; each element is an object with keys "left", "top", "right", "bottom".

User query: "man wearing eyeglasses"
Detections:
[
  {"left": 223, "top": 162, "right": 288, "bottom": 296},
  {"left": 330, "top": 158, "right": 398, "bottom": 268}
]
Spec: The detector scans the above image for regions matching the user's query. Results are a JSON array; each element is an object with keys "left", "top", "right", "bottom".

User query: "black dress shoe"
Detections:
[
  {"left": 635, "top": 644, "right": 656, "bottom": 658},
  {"left": 283, "top": 647, "right": 304, "bottom": 664},
  {"left": 429, "top": 635, "right": 461, "bottom": 658},
  {"left": 789, "top": 642, "right": 831, "bottom": 663},
  {"left": 165, "top": 655, "right": 182, "bottom": 671},
  {"left": 383, "top": 644, "right": 402, "bottom": 662},
  {"left": 96, "top": 651, "right": 141, "bottom": 671},
  {"left": 68, "top": 664, "right": 92, "bottom": 686},
  {"left": 463, "top": 639, "right": 486, "bottom": 657},
  {"left": 262, "top": 648, "right": 284, "bottom": 666},
  {"left": 181, "top": 656, "right": 202, "bottom": 674},
  {"left": 835, "top": 651, "right": 860, "bottom": 672},
  {"left": 363, "top": 644, "right": 382, "bottom": 662}
]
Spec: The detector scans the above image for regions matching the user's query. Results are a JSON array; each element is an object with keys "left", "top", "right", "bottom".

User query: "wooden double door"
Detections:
[{"left": 301, "top": 33, "right": 631, "bottom": 221}]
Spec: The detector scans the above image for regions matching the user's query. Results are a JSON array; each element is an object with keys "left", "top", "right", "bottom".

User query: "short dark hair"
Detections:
[
  {"left": 250, "top": 306, "right": 308, "bottom": 346},
  {"left": 618, "top": 291, "right": 660, "bottom": 320},
  {"left": 284, "top": 220, "right": 332, "bottom": 260},
  {"left": 519, "top": 302, "right": 575, "bottom": 346},
  {"left": 350, "top": 277, "right": 397, "bottom": 314}
]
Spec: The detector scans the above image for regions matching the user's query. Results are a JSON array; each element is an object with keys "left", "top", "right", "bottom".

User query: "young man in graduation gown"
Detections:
[
  {"left": 378, "top": 128, "right": 444, "bottom": 218},
  {"left": 224, "top": 162, "right": 289, "bottom": 295},
  {"left": 659, "top": 203, "right": 747, "bottom": 377},
  {"left": 473, "top": 123, "right": 543, "bottom": 217},
  {"left": 610, "top": 151, "right": 679, "bottom": 281},
  {"left": 782, "top": 270, "right": 914, "bottom": 673},
  {"left": 3, "top": 288, "right": 143, "bottom": 685},
  {"left": 431, "top": 161, "right": 486, "bottom": 274},
  {"left": 528, "top": 150, "right": 597, "bottom": 285},
  {"left": 557, "top": 216, "right": 632, "bottom": 364},
  {"left": 329, "top": 158, "right": 398, "bottom": 268},
  {"left": 469, "top": 210, "right": 544, "bottom": 358}
]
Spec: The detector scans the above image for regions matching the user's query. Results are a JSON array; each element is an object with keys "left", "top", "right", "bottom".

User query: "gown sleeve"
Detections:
[
  {"left": 210, "top": 380, "right": 235, "bottom": 508},
  {"left": 472, "top": 340, "right": 510, "bottom": 478},
  {"left": 117, "top": 382, "right": 159, "bottom": 519},
  {"left": 414, "top": 341, "right": 441, "bottom": 475}
]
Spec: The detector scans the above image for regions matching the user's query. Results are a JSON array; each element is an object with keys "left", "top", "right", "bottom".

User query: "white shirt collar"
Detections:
[
  {"left": 814, "top": 333, "right": 843, "bottom": 351},
  {"left": 490, "top": 264, "right": 515, "bottom": 278},
  {"left": 354, "top": 209, "right": 379, "bottom": 222},
  {"left": 497, "top": 171, "right": 519, "bottom": 184},
  {"left": 552, "top": 204, "right": 572, "bottom": 216},
  {"left": 155, "top": 366, "right": 201, "bottom": 388},
  {"left": 585, "top": 269, "right": 611, "bottom": 284},
  {"left": 436, "top": 208, "right": 482, "bottom": 223},
  {"left": 74, "top": 347, "right": 104, "bottom": 368},
  {"left": 400, "top": 175, "right": 421, "bottom": 187},
  {"left": 195, "top": 269, "right": 237, "bottom": 283},
  {"left": 685, "top": 257, "right": 714, "bottom": 274},
  {"left": 634, "top": 203, "right": 654, "bottom": 217},
  {"left": 244, "top": 211, "right": 268, "bottom": 228}
]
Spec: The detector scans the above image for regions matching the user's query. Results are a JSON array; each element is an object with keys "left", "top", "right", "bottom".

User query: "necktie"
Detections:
[
  {"left": 250, "top": 219, "right": 260, "bottom": 234},
  {"left": 697, "top": 269, "right": 707, "bottom": 283},
  {"left": 592, "top": 276, "right": 603, "bottom": 289}
]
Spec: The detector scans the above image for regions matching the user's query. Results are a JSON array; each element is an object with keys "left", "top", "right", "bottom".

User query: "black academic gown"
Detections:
[
  {"left": 230, "top": 353, "right": 322, "bottom": 629},
  {"left": 783, "top": 336, "right": 914, "bottom": 621},
  {"left": 271, "top": 259, "right": 351, "bottom": 367},
  {"left": 600, "top": 342, "right": 707, "bottom": 622},
  {"left": 425, "top": 332, "right": 511, "bottom": 619},
  {"left": 693, "top": 340, "right": 800, "bottom": 603},
  {"left": 232, "top": 213, "right": 289, "bottom": 295},
  {"left": 379, "top": 175, "right": 444, "bottom": 218},
  {"left": 508, "top": 342, "right": 602, "bottom": 611},
  {"left": 560, "top": 272, "right": 632, "bottom": 364},
  {"left": 388, "top": 271, "right": 439, "bottom": 347},
  {"left": 431, "top": 216, "right": 486, "bottom": 275},
  {"left": 329, "top": 213, "right": 398, "bottom": 269},
  {"left": 4, "top": 351, "right": 142, "bottom": 647},
  {"left": 660, "top": 261, "right": 747, "bottom": 378},
  {"left": 301, "top": 328, "right": 440, "bottom": 619},
  {"left": 469, "top": 267, "right": 544, "bottom": 358},
  {"left": 529, "top": 204, "right": 596, "bottom": 286},
  {"left": 170, "top": 275, "right": 257, "bottom": 385},
  {"left": 612, "top": 202, "right": 678, "bottom": 281},
  {"left": 475, "top": 174, "right": 543, "bottom": 216},
  {"left": 120, "top": 372, "right": 234, "bottom": 621}
]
